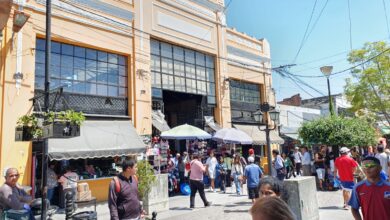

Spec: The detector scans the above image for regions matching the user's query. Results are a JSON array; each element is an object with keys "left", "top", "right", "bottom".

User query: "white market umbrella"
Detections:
[
  {"left": 160, "top": 124, "right": 212, "bottom": 140},
  {"left": 213, "top": 128, "right": 253, "bottom": 144}
]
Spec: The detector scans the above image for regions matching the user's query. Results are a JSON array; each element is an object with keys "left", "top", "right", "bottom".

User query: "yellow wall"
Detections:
[{"left": 78, "top": 178, "right": 112, "bottom": 202}]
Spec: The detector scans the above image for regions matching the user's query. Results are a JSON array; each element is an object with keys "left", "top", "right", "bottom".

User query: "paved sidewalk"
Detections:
[{"left": 52, "top": 187, "right": 356, "bottom": 219}]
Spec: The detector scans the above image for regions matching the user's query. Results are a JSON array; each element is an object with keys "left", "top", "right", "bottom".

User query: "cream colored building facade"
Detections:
[{"left": 0, "top": 0, "right": 275, "bottom": 187}]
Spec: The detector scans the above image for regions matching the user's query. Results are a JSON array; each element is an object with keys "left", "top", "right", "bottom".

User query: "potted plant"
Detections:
[
  {"left": 42, "top": 110, "right": 85, "bottom": 138},
  {"left": 15, "top": 114, "right": 43, "bottom": 141}
]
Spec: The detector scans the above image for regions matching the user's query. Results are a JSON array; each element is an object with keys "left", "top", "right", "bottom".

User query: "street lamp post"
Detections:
[
  {"left": 253, "top": 103, "right": 280, "bottom": 175},
  {"left": 320, "top": 66, "right": 334, "bottom": 116}
]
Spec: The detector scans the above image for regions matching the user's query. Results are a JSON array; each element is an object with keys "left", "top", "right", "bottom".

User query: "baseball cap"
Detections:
[
  {"left": 248, "top": 149, "right": 254, "bottom": 155},
  {"left": 248, "top": 156, "right": 254, "bottom": 163},
  {"left": 340, "top": 147, "right": 350, "bottom": 154}
]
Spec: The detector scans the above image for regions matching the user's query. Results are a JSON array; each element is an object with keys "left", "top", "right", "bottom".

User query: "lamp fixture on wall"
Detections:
[
  {"left": 13, "top": 72, "right": 23, "bottom": 94},
  {"left": 13, "top": 10, "right": 30, "bottom": 32}
]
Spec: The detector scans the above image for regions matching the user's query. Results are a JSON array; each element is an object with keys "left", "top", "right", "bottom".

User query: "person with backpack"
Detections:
[{"left": 108, "top": 159, "right": 144, "bottom": 220}]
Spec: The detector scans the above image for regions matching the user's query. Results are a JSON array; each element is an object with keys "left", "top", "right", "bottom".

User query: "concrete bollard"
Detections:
[
  {"left": 65, "top": 190, "right": 74, "bottom": 220},
  {"left": 284, "top": 176, "right": 319, "bottom": 220}
]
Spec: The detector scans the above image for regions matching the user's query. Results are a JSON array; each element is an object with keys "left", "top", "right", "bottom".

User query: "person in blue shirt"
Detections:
[
  {"left": 216, "top": 157, "right": 228, "bottom": 193},
  {"left": 272, "top": 150, "right": 286, "bottom": 181},
  {"left": 244, "top": 156, "right": 263, "bottom": 204}
]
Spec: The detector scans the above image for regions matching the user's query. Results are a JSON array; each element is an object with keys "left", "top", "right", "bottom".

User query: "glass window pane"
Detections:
[
  {"left": 108, "top": 64, "right": 119, "bottom": 75},
  {"left": 61, "top": 55, "right": 74, "bottom": 69},
  {"left": 196, "top": 52, "right": 205, "bottom": 66},
  {"left": 196, "top": 66, "right": 206, "bottom": 80},
  {"left": 208, "top": 83, "right": 215, "bottom": 96},
  {"left": 86, "top": 60, "right": 97, "bottom": 71},
  {"left": 185, "top": 64, "right": 196, "bottom": 79},
  {"left": 74, "top": 69, "right": 85, "bottom": 81},
  {"left": 35, "top": 76, "right": 44, "bottom": 90},
  {"left": 174, "top": 60, "right": 185, "bottom": 77},
  {"left": 86, "top": 83, "right": 97, "bottom": 95},
  {"left": 161, "top": 43, "right": 172, "bottom": 58},
  {"left": 62, "top": 44, "right": 73, "bottom": 56},
  {"left": 51, "top": 53, "right": 61, "bottom": 67},
  {"left": 119, "top": 65, "right": 126, "bottom": 76},
  {"left": 86, "top": 49, "right": 97, "bottom": 60},
  {"left": 206, "top": 68, "right": 215, "bottom": 82},
  {"left": 118, "top": 56, "right": 126, "bottom": 66},
  {"left": 61, "top": 80, "right": 73, "bottom": 92},
  {"left": 61, "top": 67, "right": 73, "bottom": 80},
  {"left": 97, "top": 72, "right": 108, "bottom": 84},
  {"left": 119, "top": 76, "right": 127, "bottom": 87},
  {"left": 36, "top": 39, "right": 45, "bottom": 51},
  {"left": 186, "top": 78, "right": 196, "bottom": 93},
  {"left": 151, "top": 40, "right": 160, "bottom": 55},
  {"left": 86, "top": 71, "right": 97, "bottom": 82},
  {"left": 173, "top": 46, "right": 184, "bottom": 61},
  {"left": 119, "top": 87, "right": 127, "bottom": 97},
  {"left": 50, "top": 79, "right": 60, "bottom": 89},
  {"left": 36, "top": 50, "right": 45, "bottom": 64},
  {"left": 151, "top": 72, "right": 161, "bottom": 88},
  {"left": 98, "top": 51, "right": 108, "bottom": 62},
  {"left": 174, "top": 76, "right": 185, "bottom": 92},
  {"left": 51, "top": 66, "right": 61, "bottom": 78},
  {"left": 161, "top": 74, "right": 174, "bottom": 90},
  {"left": 35, "top": 63, "right": 45, "bottom": 77},
  {"left": 161, "top": 58, "right": 173, "bottom": 74},
  {"left": 74, "top": 46, "right": 85, "bottom": 58},
  {"left": 185, "top": 49, "right": 195, "bottom": 64},
  {"left": 206, "top": 55, "right": 214, "bottom": 68},
  {"left": 97, "top": 84, "right": 108, "bottom": 96},
  {"left": 73, "top": 81, "right": 86, "bottom": 94},
  {"left": 108, "top": 86, "right": 118, "bottom": 97},
  {"left": 197, "top": 81, "right": 207, "bottom": 95},
  {"left": 151, "top": 55, "right": 160, "bottom": 72},
  {"left": 98, "top": 62, "right": 107, "bottom": 72},
  {"left": 208, "top": 96, "right": 216, "bottom": 104},
  {"left": 74, "top": 58, "right": 86, "bottom": 69},
  {"left": 108, "top": 74, "right": 118, "bottom": 85},
  {"left": 108, "top": 54, "right": 118, "bottom": 64},
  {"left": 51, "top": 42, "right": 61, "bottom": 53}
]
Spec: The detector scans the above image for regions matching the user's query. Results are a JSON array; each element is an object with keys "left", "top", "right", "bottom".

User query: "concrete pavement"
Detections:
[{"left": 52, "top": 186, "right": 355, "bottom": 219}]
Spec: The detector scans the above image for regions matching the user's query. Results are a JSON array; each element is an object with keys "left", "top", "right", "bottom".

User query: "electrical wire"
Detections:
[
  {"left": 347, "top": 0, "right": 353, "bottom": 50},
  {"left": 292, "top": 0, "right": 318, "bottom": 63},
  {"left": 382, "top": 0, "right": 390, "bottom": 39},
  {"left": 302, "top": 0, "right": 330, "bottom": 50}
]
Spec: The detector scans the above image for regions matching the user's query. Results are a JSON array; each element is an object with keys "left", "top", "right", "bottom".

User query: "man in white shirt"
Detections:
[
  {"left": 375, "top": 145, "right": 390, "bottom": 180},
  {"left": 293, "top": 147, "right": 303, "bottom": 176},
  {"left": 301, "top": 147, "right": 312, "bottom": 176}
]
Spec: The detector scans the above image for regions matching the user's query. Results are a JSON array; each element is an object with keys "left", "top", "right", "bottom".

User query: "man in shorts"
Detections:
[
  {"left": 334, "top": 147, "right": 358, "bottom": 209},
  {"left": 244, "top": 157, "right": 263, "bottom": 204}
]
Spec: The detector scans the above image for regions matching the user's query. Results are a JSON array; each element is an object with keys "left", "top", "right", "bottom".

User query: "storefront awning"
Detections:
[
  {"left": 152, "top": 110, "right": 170, "bottom": 132},
  {"left": 48, "top": 120, "right": 145, "bottom": 160},
  {"left": 204, "top": 116, "right": 221, "bottom": 131},
  {"left": 233, "top": 124, "right": 284, "bottom": 145}
]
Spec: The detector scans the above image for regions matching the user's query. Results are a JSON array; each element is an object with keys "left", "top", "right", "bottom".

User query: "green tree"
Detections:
[
  {"left": 345, "top": 41, "right": 390, "bottom": 125},
  {"left": 298, "top": 116, "right": 377, "bottom": 147},
  {"left": 136, "top": 160, "right": 157, "bottom": 201}
]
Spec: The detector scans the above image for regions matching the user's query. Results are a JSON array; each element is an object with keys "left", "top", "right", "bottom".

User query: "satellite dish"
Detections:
[{"left": 0, "top": 0, "right": 12, "bottom": 30}]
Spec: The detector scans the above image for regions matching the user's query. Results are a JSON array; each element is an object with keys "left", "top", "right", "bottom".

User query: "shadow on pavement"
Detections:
[
  {"left": 319, "top": 206, "right": 343, "bottom": 210},
  {"left": 170, "top": 207, "right": 193, "bottom": 211},
  {"left": 224, "top": 209, "right": 250, "bottom": 213},
  {"left": 224, "top": 201, "right": 252, "bottom": 207}
]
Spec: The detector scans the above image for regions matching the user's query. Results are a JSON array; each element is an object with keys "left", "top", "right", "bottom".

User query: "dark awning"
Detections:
[
  {"left": 48, "top": 120, "right": 145, "bottom": 160},
  {"left": 152, "top": 110, "right": 170, "bottom": 132},
  {"left": 233, "top": 124, "right": 284, "bottom": 145}
]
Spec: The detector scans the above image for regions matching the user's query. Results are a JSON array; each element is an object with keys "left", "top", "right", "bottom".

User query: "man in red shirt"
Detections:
[
  {"left": 334, "top": 147, "right": 358, "bottom": 209},
  {"left": 349, "top": 157, "right": 390, "bottom": 220}
]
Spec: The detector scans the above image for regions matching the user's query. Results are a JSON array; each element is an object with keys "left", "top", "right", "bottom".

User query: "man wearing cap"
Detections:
[
  {"left": 334, "top": 147, "right": 358, "bottom": 209},
  {"left": 375, "top": 145, "right": 390, "bottom": 180},
  {"left": 243, "top": 156, "right": 263, "bottom": 204},
  {"left": 349, "top": 157, "right": 390, "bottom": 220}
]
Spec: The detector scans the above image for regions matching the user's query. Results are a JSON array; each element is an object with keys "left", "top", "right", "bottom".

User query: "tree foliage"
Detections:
[
  {"left": 298, "top": 116, "right": 377, "bottom": 147},
  {"left": 137, "top": 160, "right": 157, "bottom": 200},
  {"left": 345, "top": 41, "right": 390, "bottom": 125}
]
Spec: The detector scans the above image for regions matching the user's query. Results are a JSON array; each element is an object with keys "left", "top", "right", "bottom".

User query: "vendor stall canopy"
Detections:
[
  {"left": 160, "top": 124, "right": 212, "bottom": 140},
  {"left": 48, "top": 120, "right": 145, "bottom": 160},
  {"left": 233, "top": 124, "right": 284, "bottom": 145}
]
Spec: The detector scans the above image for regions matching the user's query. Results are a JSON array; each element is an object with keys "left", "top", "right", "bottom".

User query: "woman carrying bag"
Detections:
[{"left": 231, "top": 155, "right": 244, "bottom": 196}]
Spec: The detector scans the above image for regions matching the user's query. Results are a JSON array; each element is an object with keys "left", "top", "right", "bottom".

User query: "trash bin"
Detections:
[{"left": 72, "top": 211, "right": 97, "bottom": 220}]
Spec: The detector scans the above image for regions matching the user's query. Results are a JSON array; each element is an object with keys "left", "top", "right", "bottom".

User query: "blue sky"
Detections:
[{"left": 226, "top": 0, "right": 390, "bottom": 101}]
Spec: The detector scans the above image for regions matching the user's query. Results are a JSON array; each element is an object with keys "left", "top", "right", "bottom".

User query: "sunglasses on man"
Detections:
[{"left": 362, "top": 163, "right": 379, "bottom": 169}]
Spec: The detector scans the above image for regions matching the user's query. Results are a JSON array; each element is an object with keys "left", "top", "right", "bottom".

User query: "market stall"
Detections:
[{"left": 45, "top": 120, "right": 145, "bottom": 202}]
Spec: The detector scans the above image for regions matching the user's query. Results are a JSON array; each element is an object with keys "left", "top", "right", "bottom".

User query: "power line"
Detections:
[
  {"left": 292, "top": 0, "right": 318, "bottom": 63},
  {"left": 347, "top": 0, "right": 353, "bottom": 50},
  {"left": 382, "top": 0, "right": 390, "bottom": 39},
  {"left": 302, "top": 0, "right": 330, "bottom": 49}
]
